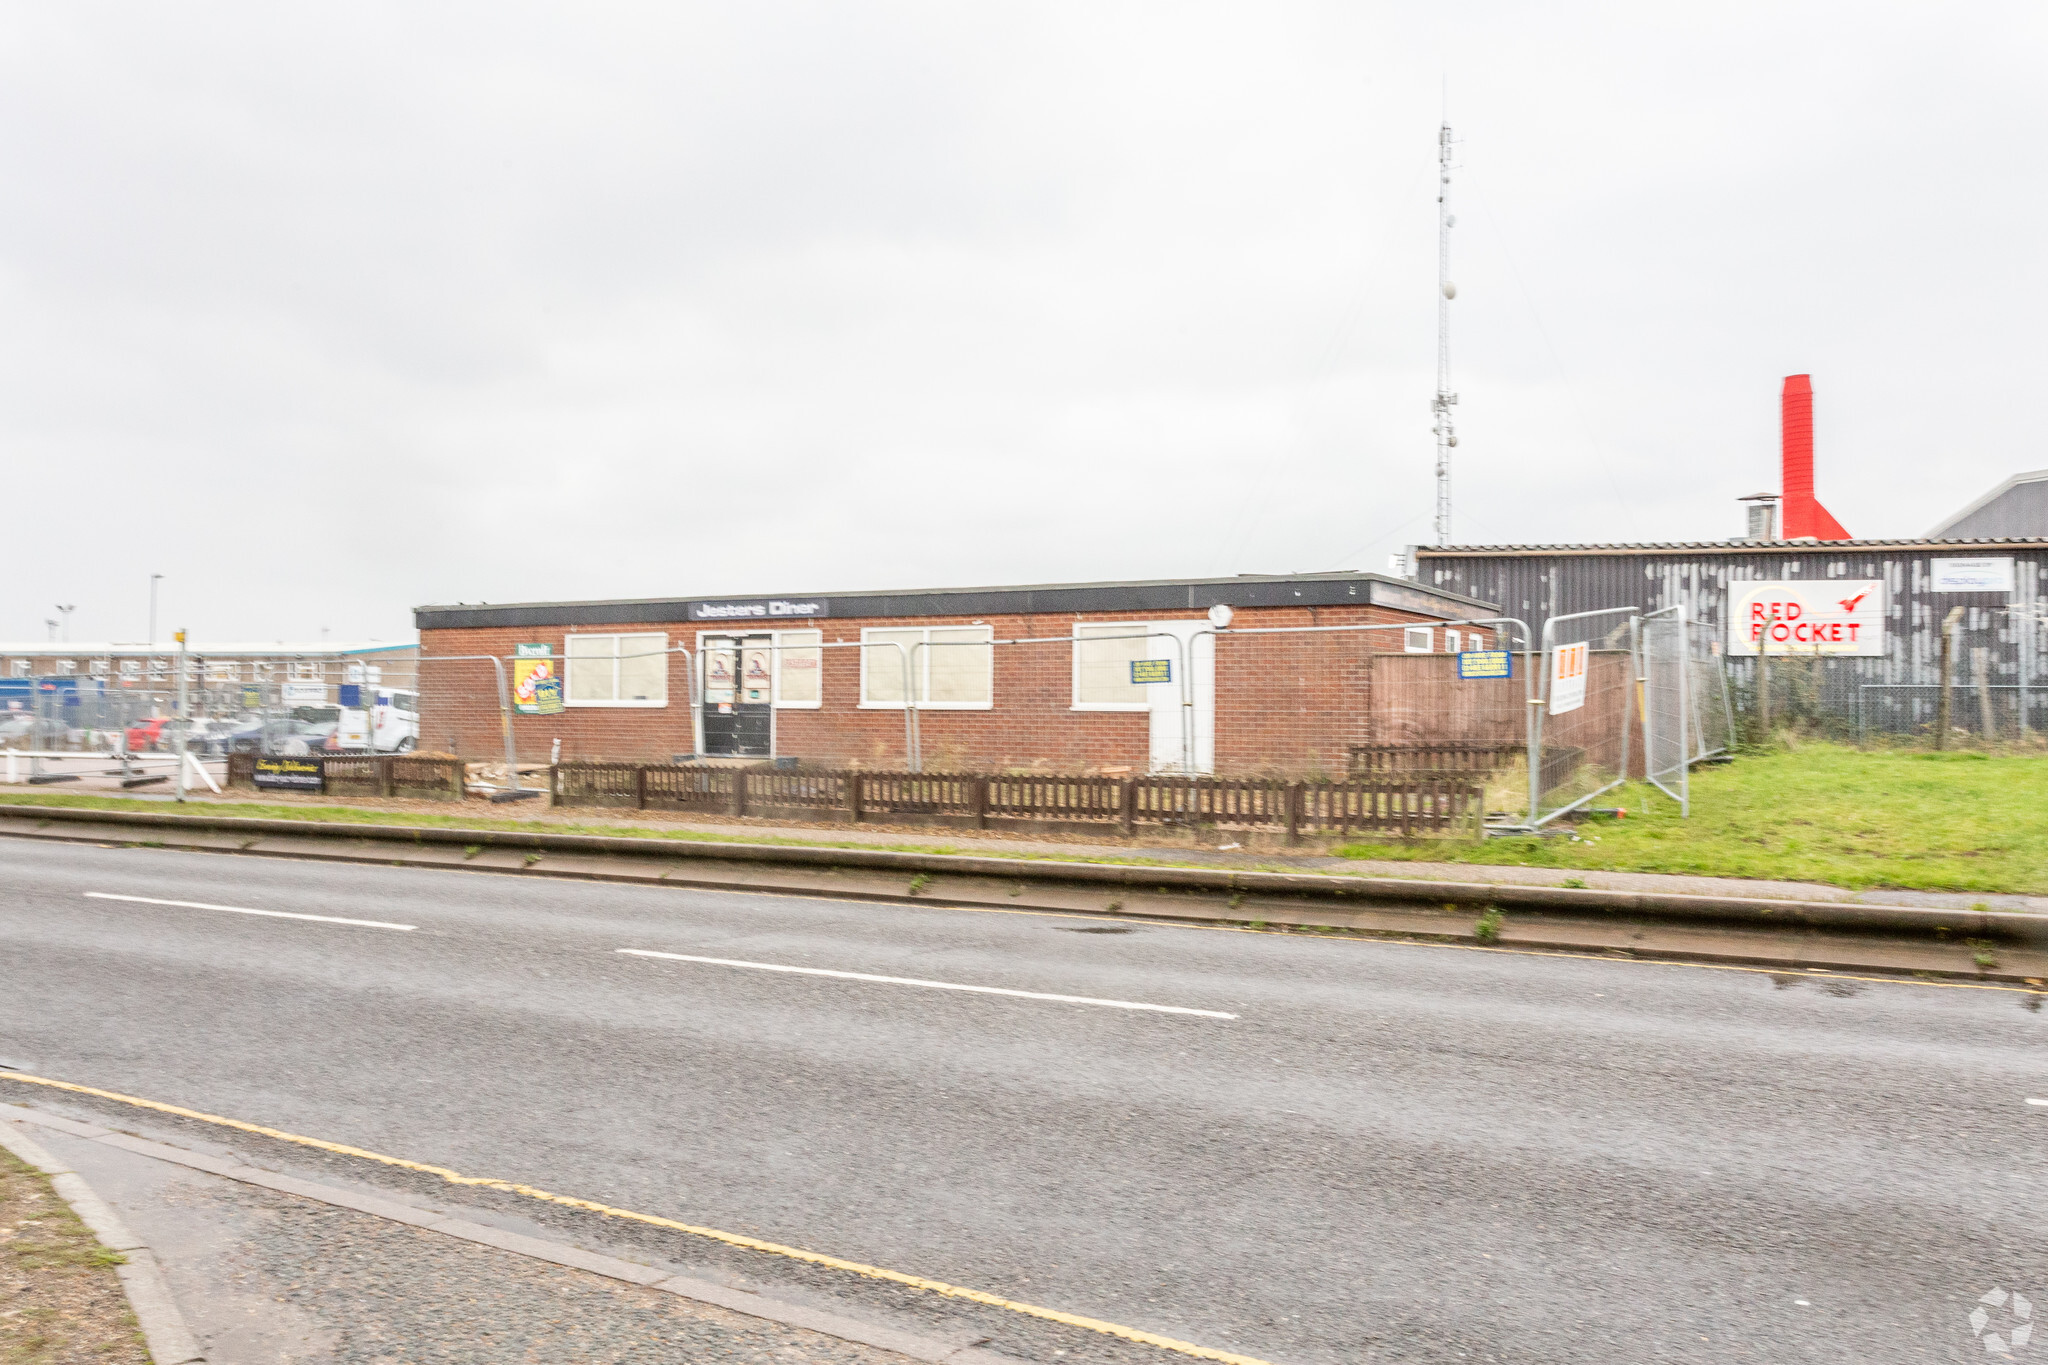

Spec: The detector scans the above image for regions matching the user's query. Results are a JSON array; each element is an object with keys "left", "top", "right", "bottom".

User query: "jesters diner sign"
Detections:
[{"left": 1728, "top": 580, "right": 1885, "bottom": 657}]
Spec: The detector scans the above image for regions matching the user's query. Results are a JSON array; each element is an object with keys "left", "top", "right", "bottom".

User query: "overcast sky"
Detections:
[{"left": 3, "top": 2, "right": 2043, "bottom": 643}]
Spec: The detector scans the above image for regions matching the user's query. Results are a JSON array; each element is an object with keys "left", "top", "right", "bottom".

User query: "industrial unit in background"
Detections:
[{"left": 1412, "top": 376, "right": 2048, "bottom": 739}]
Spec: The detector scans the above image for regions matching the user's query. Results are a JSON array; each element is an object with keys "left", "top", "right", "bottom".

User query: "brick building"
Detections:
[{"left": 413, "top": 572, "right": 1500, "bottom": 775}]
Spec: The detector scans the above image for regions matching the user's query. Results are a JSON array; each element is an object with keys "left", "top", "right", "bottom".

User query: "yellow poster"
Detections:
[{"left": 513, "top": 652, "right": 564, "bottom": 715}]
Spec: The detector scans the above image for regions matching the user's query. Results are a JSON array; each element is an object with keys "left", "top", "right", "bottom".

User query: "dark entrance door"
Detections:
[{"left": 701, "top": 635, "right": 773, "bottom": 757}]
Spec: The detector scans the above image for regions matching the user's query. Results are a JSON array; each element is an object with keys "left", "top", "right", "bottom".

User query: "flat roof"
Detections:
[
  {"left": 1416, "top": 536, "right": 2048, "bottom": 558},
  {"left": 0, "top": 641, "right": 415, "bottom": 656},
  {"left": 415, "top": 571, "right": 1498, "bottom": 631}
]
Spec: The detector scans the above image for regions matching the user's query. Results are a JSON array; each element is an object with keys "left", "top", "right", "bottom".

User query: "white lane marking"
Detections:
[
  {"left": 84, "top": 892, "right": 416, "bottom": 932},
  {"left": 616, "top": 949, "right": 1236, "bottom": 1019},
  {"left": 2028, "top": 1098, "right": 2048, "bottom": 1107}
]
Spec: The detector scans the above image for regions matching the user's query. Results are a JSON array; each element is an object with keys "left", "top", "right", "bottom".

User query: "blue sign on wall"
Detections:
[
  {"left": 1457, "top": 650, "right": 1512, "bottom": 679},
  {"left": 1130, "top": 659, "right": 1173, "bottom": 684}
]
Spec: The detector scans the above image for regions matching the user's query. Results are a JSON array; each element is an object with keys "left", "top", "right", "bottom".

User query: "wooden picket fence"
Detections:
[
  {"left": 551, "top": 763, "right": 1482, "bottom": 840},
  {"left": 1348, "top": 742, "right": 1529, "bottom": 776}
]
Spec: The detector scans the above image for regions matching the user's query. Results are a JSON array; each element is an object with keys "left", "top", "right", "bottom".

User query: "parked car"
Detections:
[
  {"left": 125, "top": 717, "right": 174, "bottom": 752},
  {"left": 192, "top": 717, "right": 247, "bottom": 757},
  {"left": 224, "top": 707, "right": 341, "bottom": 755},
  {"left": 325, "top": 690, "right": 420, "bottom": 754}
]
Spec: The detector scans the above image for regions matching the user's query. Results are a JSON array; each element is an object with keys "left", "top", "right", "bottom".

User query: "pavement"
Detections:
[
  {"left": 4, "top": 1119, "right": 936, "bottom": 1365},
  {"left": 3, "top": 836, "right": 2046, "bottom": 1363}
]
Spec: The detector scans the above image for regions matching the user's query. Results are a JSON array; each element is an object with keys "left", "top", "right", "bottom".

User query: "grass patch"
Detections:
[
  {"left": 1335, "top": 743, "right": 2048, "bottom": 895},
  {"left": 0, "top": 1147, "right": 146, "bottom": 1364}
]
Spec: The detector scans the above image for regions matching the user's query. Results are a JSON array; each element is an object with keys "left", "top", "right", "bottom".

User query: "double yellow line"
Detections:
[{"left": 0, "top": 1071, "right": 1274, "bottom": 1365}]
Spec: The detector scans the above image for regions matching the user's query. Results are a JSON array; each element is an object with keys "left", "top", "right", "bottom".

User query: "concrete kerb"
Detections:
[
  {"left": 0, "top": 1116, "right": 207, "bottom": 1365},
  {"left": 0, "top": 1103, "right": 1004, "bottom": 1365},
  {"left": 4, "top": 803, "right": 2047, "bottom": 979}
]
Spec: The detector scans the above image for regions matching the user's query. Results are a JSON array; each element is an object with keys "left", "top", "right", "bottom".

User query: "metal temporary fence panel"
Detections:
[
  {"left": 1533, "top": 609, "right": 1639, "bottom": 826},
  {"left": 1686, "top": 619, "right": 1736, "bottom": 763},
  {"left": 1641, "top": 607, "right": 1689, "bottom": 815}
]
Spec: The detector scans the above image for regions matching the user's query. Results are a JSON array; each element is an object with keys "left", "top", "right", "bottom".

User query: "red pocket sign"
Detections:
[
  {"left": 1729, "top": 581, "right": 1885, "bottom": 656},
  {"left": 1548, "top": 641, "right": 1588, "bottom": 715}
]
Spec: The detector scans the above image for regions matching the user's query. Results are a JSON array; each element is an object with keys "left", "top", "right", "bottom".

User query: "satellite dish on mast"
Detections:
[{"left": 1207, "top": 604, "right": 1234, "bottom": 629}]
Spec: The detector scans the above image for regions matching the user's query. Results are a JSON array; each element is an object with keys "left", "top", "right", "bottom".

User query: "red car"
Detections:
[{"left": 124, "top": 717, "right": 174, "bottom": 751}]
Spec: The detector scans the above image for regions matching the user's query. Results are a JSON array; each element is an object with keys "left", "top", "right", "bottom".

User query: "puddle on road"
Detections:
[{"left": 1056, "top": 925, "right": 1137, "bottom": 935}]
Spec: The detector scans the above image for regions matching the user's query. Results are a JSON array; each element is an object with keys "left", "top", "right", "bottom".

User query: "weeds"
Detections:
[
  {"left": 1560, "top": 877, "right": 1587, "bottom": 889},
  {"left": 1967, "top": 938, "right": 1999, "bottom": 971},
  {"left": 1474, "top": 907, "right": 1505, "bottom": 944},
  {"left": 906, "top": 873, "right": 930, "bottom": 896}
]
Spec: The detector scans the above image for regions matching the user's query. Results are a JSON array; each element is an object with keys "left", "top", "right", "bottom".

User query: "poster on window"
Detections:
[
  {"left": 1548, "top": 642, "right": 1588, "bottom": 716},
  {"left": 741, "top": 645, "right": 772, "bottom": 703},
  {"left": 703, "top": 646, "right": 737, "bottom": 704},
  {"left": 1727, "top": 580, "right": 1885, "bottom": 656}
]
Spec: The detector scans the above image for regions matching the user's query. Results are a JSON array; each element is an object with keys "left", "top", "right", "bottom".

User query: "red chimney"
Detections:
[{"left": 1779, "top": 374, "right": 1851, "bottom": 540}]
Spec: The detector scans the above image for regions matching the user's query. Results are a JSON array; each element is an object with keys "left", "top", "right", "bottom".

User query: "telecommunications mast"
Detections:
[{"left": 1431, "top": 120, "right": 1458, "bottom": 546}]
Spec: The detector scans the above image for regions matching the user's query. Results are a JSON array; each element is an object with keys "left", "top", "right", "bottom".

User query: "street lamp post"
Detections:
[
  {"left": 149, "top": 575, "right": 164, "bottom": 645},
  {"left": 55, "top": 605, "right": 75, "bottom": 642}
]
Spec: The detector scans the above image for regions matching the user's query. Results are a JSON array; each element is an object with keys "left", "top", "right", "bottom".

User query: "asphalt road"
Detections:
[{"left": 2, "top": 837, "right": 2044, "bottom": 1364}]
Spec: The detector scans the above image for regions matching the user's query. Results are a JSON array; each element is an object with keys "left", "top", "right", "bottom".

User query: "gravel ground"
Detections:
[{"left": 0, "top": 1147, "right": 147, "bottom": 1365}]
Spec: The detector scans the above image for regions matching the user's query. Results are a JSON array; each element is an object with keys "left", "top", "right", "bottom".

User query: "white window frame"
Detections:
[
  {"left": 564, "top": 632, "right": 670, "bottom": 708},
  {"left": 8, "top": 659, "right": 28, "bottom": 677},
  {"left": 1070, "top": 622, "right": 1160, "bottom": 712},
  {"left": 858, "top": 625, "right": 994, "bottom": 710},
  {"left": 771, "top": 629, "right": 823, "bottom": 709},
  {"left": 1403, "top": 626, "right": 1434, "bottom": 653},
  {"left": 1443, "top": 629, "right": 1461, "bottom": 654}
]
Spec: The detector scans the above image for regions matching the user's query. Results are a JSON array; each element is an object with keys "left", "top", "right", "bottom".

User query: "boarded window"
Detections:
[
  {"left": 566, "top": 634, "right": 668, "bottom": 705},
  {"left": 927, "top": 627, "right": 993, "bottom": 705},
  {"left": 861, "top": 626, "right": 994, "bottom": 708},
  {"left": 774, "top": 630, "right": 823, "bottom": 706},
  {"left": 1074, "top": 624, "right": 1152, "bottom": 708}
]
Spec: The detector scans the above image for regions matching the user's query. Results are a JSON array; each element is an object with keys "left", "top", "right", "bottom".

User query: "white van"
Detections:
[{"left": 332, "top": 689, "right": 420, "bottom": 753}]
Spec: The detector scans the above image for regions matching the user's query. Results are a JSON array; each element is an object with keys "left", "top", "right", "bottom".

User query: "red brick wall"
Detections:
[{"left": 418, "top": 603, "right": 1475, "bottom": 774}]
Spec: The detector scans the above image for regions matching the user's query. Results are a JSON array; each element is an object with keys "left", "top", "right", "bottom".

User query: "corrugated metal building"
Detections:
[
  {"left": 1928, "top": 470, "right": 2048, "bottom": 539},
  {"left": 1413, "top": 538, "right": 2048, "bottom": 736}
]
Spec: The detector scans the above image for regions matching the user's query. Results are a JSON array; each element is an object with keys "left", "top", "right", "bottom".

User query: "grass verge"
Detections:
[
  {"left": 0, "top": 1145, "right": 147, "bottom": 1364},
  {"left": 1337, "top": 743, "right": 2048, "bottom": 896}
]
